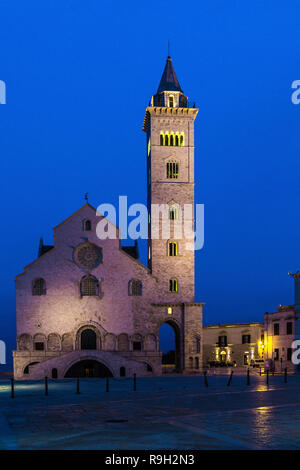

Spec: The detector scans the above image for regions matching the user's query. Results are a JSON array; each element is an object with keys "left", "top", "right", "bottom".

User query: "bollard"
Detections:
[
  {"left": 11, "top": 378, "right": 14, "bottom": 399},
  {"left": 204, "top": 371, "right": 208, "bottom": 387},
  {"left": 266, "top": 369, "right": 269, "bottom": 386},
  {"left": 45, "top": 376, "right": 48, "bottom": 396},
  {"left": 106, "top": 377, "right": 109, "bottom": 392},
  {"left": 76, "top": 377, "right": 80, "bottom": 394},
  {"left": 247, "top": 368, "right": 250, "bottom": 386},
  {"left": 284, "top": 368, "right": 287, "bottom": 383},
  {"left": 227, "top": 371, "right": 233, "bottom": 387},
  {"left": 133, "top": 373, "right": 137, "bottom": 391}
]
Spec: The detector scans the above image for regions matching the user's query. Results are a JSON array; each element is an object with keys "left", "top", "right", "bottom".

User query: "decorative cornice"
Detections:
[{"left": 142, "top": 106, "right": 198, "bottom": 132}]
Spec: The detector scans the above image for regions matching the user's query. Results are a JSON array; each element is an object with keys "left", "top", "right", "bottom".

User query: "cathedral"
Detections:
[{"left": 13, "top": 56, "right": 204, "bottom": 379}]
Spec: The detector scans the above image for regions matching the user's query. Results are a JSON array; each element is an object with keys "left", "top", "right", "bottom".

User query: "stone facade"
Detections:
[
  {"left": 264, "top": 306, "right": 296, "bottom": 372},
  {"left": 13, "top": 56, "right": 204, "bottom": 380},
  {"left": 203, "top": 323, "right": 264, "bottom": 367}
]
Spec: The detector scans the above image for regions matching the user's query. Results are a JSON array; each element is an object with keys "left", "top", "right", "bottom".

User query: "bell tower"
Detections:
[{"left": 143, "top": 56, "right": 198, "bottom": 302}]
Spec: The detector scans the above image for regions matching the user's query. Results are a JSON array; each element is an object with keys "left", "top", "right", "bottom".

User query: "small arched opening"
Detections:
[{"left": 24, "top": 362, "right": 39, "bottom": 375}]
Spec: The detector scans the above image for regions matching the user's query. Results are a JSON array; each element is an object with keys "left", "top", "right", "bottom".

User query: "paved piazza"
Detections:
[{"left": 0, "top": 373, "right": 300, "bottom": 450}]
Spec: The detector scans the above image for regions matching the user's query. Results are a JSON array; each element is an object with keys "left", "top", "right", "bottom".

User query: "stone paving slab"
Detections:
[{"left": 0, "top": 375, "right": 300, "bottom": 449}]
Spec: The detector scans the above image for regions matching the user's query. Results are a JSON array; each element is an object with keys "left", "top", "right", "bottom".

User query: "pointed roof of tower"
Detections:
[{"left": 157, "top": 56, "right": 182, "bottom": 93}]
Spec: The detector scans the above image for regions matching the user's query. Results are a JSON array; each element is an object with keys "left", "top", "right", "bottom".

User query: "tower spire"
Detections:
[{"left": 157, "top": 56, "right": 182, "bottom": 93}]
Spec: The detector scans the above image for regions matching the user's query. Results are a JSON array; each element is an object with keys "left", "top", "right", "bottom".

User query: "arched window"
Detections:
[
  {"left": 168, "top": 241, "right": 178, "bottom": 256},
  {"left": 189, "top": 357, "right": 193, "bottom": 368},
  {"left": 80, "top": 275, "right": 99, "bottom": 297},
  {"left": 169, "top": 205, "right": 178, "bottom": 220},
  {"left": 180, "top": 133, "right": 184, "bottom": 146},
  {"left": 84, "top": 220, "right": 92, "bottom": 231},
  {"left": 120, "top": 366, "right": 126, "bottom": 377},
  {"left": 169, "top": 133, "right": 174, "bottom": 146},
  {"left": 32, "top": 278, "right": 46, "bottom": 296},
  {"left": 166, "top": 161, "right": 179, "bottom": 179},
  {"left": 169, "top": 96, "right": 174, "bottom": 107},
  {"left": 164, "top": 132, "right": 170, "bottom": 146},
  {"left": 175, "top": 134, "right": 179, "bottom": 146},
  {"left": 128, "top": 279, "right": 142, "bottom": 296},
  {"left": 195, "top": 357, "right": 199, "bottom": 369},
  {"left": 169, "top": 278, "right": 178, "bottom": 292},
  {"left": 160, "top": 132, "right": 164, "bottom": 146}
]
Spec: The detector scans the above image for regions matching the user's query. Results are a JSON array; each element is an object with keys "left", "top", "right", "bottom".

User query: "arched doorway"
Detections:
[
  {"left": 64, "top": 360, "right": 113, "bottom": 378},
  {"left": 24, "top": 362, "right": 39, "bottom": 374},
  {"left": 81, "top": 329, "right": 97, "bottom": 350},
  {"left": 159, "top": 321, "right": 181, "bottom": 372}
]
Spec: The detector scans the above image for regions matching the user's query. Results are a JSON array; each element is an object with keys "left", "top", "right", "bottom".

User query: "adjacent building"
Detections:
[{"left": 203, "top": 323, "right": 264, "bottom": 367}]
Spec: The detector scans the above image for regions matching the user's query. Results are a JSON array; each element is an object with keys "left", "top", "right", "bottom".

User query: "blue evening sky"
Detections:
[{"left": 0, "top": 0, "right": 300, "bottom": 369}]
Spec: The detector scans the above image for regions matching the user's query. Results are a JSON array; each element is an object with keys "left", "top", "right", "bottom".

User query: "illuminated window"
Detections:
[
  {"left": 128, "top": 279, "right": 142, "bottom": 296},
  {"left": 80, "top": 275, "right": 99, "bottom": 297},
  {"left": 168, "top": 307, "right": 172, "bottom": 315},
  {"left": 169, "top": 278, "right": 178, "bottom": 292},
  {"left": 160, "top": 131, "right": 184, "bottom": 146},
  {"left": 32, "top": 278, "right": 46, "bottom": 296},
  {"left": 168, "top": 241, "right": 177, "bottom": 256},
  {"left": 84, "top": 220, "right": 92, "bottom": 231},
  {"left": 147, "top": 137, "right": 151, "bottom": 156},
  {"left": 169, "top": 205, "right": 178, "bottom": 220},
  {"left": 169, "top": 96, "right": 174, "bottom": 107},
  {"left": 166, "top": 161, "right": 179, "bottom": 179}
]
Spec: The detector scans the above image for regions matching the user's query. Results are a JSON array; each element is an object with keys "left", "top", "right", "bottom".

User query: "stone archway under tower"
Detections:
[{"left": 159, "top": 320, "right": 182, "bottom": 373}]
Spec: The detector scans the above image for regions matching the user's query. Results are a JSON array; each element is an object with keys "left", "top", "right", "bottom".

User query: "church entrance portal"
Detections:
[
  {"left": 64, "top": 360, "right": 113, "bottom": 378},
  {"left": 81, "top": 329, "right": 97, "bottom": 350}
]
